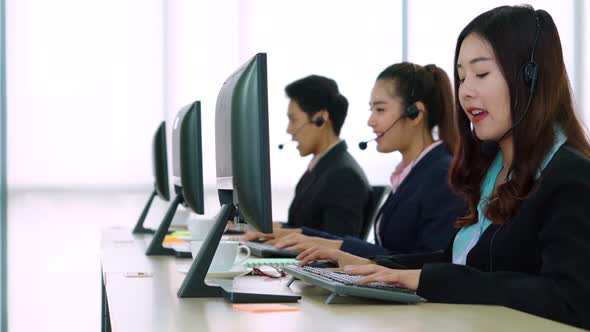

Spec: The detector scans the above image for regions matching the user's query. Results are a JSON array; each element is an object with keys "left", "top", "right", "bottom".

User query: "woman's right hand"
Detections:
[
  {"left": 242, "top": 227, "right": 302, "bottom": 242},
  {"left": 242, "top": 231, "right": 275, "bottom": 242},
  {"left": 297, "top": 248, "right": 373, "bottom": 268}
]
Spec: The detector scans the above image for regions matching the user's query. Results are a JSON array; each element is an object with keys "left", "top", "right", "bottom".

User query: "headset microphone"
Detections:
[
  {"left": 359, "top": 113, "right": 417, "bottom": 150},
  {"left": 358, "top": 116, "right": 403, "bottom": 150},
  {"left": 358, "top": 109, "right": 418, "bottom": 150},
  {"left": 277, "top": 116, "right": 325, "bottom": 150},
  {"left": 358, "top": 141, "right": 369, "bottom": 151}
]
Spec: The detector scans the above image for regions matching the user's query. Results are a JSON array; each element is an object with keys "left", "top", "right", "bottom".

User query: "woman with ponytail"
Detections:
[{"left": 272, "top": 62, "right": 466, "bottom": 258}]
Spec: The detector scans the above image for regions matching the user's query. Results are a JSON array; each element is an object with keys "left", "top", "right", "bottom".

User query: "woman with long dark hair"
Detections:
[{"left": 298, "top": 6, "right": 590, "bottom": 329}]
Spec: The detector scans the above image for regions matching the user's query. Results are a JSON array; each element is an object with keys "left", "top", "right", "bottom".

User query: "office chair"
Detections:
[{"left": 360, "top": 185, "right": 391, "bottom": 240}]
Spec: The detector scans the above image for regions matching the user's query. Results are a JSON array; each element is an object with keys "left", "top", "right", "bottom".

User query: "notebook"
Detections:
[{"left": 243, "top": 258, "right": 299, "bottom": 268}]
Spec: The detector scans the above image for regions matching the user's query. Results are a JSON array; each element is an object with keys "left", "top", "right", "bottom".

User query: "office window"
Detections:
[
  {"left": 7, "top": 0, "right": 165, "bottom": 189},
  {"left": 239, "top": 0, "right": 404, "bottom": 188},
  {"left": 0, "top": 0, "right": 6, "bottom": 330},
  {"left": 163, "top": 0, "right": 239, "bottom": 192},
  {"left": 407, "top": 1, "right": 576, "bottom": 113}
]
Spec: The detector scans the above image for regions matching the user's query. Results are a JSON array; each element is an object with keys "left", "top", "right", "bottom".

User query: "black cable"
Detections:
[{"left": 488, "top": 224, "right": 504, "bottom": 272}]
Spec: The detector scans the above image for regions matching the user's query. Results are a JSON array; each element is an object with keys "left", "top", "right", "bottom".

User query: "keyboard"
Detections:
[
  {"left": 283, "top": 265, "right": 425, "bottom": 304},
  {"left": 243, "top": 241, "right": 299, "bottom": 258}
]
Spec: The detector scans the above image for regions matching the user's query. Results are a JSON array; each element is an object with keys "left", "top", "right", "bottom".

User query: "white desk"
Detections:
[{"left": 100, "top": 227, "right": 583, "bottom": 332}]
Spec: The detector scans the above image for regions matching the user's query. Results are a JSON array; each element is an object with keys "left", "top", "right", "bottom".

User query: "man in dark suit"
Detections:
[
  {"left": 246, "top": 75, "right": 370, "bottom": 239},
  {"left": 283, "top": 75, "right": 370, "bottom": 237}
]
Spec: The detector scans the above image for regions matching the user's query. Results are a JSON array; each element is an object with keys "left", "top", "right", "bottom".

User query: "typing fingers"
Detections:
[
  {"left": 273, "top": 234, "right": 306, "bottom": 249},
  {"left": 298, "top": 249, "right": 336, "bottom": 266},
  {"left": 343, "top": 264, "right": 385, "bottom": 276},
  {"left": 295, "top": 246, "right": 319, "bottom": 261},
  {"left": 243, "top": 231, "right": 263, "bottom": 241},
  {"left": 357, "top": 271, "right": 401, "bottom": 285},
  {"left": 285, "top": 242, "right": 315, "bottom": 253}
]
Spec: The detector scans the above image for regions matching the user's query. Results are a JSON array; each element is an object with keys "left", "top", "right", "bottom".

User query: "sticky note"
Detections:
[
  {"left": 163, "top": 235, "right": 183, "bottom": 243},
  {"left": 232, "top": 304, "right": 299, "bottom": 313}
]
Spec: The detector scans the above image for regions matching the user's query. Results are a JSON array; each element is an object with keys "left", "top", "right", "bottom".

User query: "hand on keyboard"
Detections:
[
  {"left": 297, "top": 249, "right": 372, "bottom": 268},
  {"left": 242, "top": 231, "right": 275, "bottom": 242},
  {"left": 343, "top": 265, "right": 422, "bottom": 291},
  {"left": 243, "top": 228, "right": 301, "bottom": 243},
  {"left": 294, "top": 266, "right": 413, "bottom": 293},
  {"left": 270, "top": 233, "right": 343, "bottom": 253}
]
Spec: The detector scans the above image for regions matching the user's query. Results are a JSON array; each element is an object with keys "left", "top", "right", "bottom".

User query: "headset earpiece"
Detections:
[
  {"left": 313, "top": 116, "right": 325, "bottom": 127},
  {"left": 403, "top": 63, "right": 420, "bottom": 121},
  {"left": 522, "top": 13, "right": 541, "bottom": 94},
  {"left": 522, "top": 61, "right": 539, "bottom": 93},
  {"left": 479, "top": 11, "right": 542, "bottom": 157},
  {"left": 405, "top": 103, "right": 420, "bottom": 120}
]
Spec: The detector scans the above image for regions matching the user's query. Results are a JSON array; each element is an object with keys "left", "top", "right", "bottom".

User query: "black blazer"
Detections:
[
  {"left": 304, "top": 144, "right": 466, "bottom": 257},
  {"left": 285, "top": 141, "right": 370, "bottom": 238},
  {"left": 375, "top": 145, "right": 590, "bottom": 330},
  {"left": 339, "top": 144, "right": 466, "bottom": 257}
]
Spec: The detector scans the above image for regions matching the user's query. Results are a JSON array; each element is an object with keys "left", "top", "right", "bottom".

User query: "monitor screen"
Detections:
[
  {"left": 152, "top": 121, "right": 170, "bottom": 201},
  {"left": 172, "top": 101, "right": 204, "bottom": 215},
  {"left": 214, "top": 53, "right": 272, "bottom": 233}
]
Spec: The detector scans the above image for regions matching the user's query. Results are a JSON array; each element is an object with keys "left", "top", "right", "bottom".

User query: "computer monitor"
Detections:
[
  {"left": 145, "top": 101, "right": 205, "bottom": 256},
  {"left": 177, "top": 54, "right": 298, "bottom": 302},
  {"left": 132, "top": 121, "right": 171, "bottom": 234},
  {"left": 214, "top": 57, "right": 273, "bottom": 234},
  {"left": 172, "top": 102, "right": 205, "bottom": 214}
]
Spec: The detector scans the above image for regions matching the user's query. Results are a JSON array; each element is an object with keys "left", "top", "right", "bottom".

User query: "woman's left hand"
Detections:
[
  {"left": 269, "top": 233, "right": 342, "bottom": 253},
  {"left": 343, "top": 265, "right": 422, "bottom": 291}
]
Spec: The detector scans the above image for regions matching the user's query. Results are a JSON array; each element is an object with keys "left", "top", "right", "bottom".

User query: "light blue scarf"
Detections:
[{"left": 452, "top": 128, "right": 567, "bottom": 265}]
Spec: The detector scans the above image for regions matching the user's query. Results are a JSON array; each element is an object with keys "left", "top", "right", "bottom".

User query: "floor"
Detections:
[{"left": 7, "top": 189, "right": 293, "bottom": 331}]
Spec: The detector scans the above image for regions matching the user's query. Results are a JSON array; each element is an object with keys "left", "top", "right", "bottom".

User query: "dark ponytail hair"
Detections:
[
  {"left": 377, "top": 62, "right": 457, "bottom": 151},
  {"left": 425, "top": 64, "right": 457, "bottom": 151}
]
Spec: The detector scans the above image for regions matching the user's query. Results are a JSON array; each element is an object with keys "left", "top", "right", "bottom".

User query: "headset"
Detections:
[
  {"left": 310, "top": 116, "right": 325, "bottom": 127},
  {"left": 278, "top": 114, "right": 325, "bottom": 149},
  {"left": 404, "top": 63, "right": 421, "bottom": 120},
  {"left": 480, "top": 11, "right": 542, "bottom": 156},
  {"left": 488, "top": 12, "right": 542, "bottom": 271},
  {"left": 522, "top": 13, "right": 541, "bottom": 94},
  {"left": 359, "top": 63, "right": 420, "bottom": 150}
]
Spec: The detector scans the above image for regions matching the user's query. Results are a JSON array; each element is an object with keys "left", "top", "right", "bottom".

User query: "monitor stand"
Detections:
[
  {"left": 132, "top": 190, "right": 157, "bottom": 234},
  {"left": 215, "top": 279, "right": 300, "bottom": 303},
  {"left": 177, "top": 203, "right": 301, "bottom": 303},
  {"left": 145, "top": 194, "right": 190, "bottom": 257}
]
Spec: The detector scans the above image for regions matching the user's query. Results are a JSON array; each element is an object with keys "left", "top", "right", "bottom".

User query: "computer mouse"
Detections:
[{"left": 306, "top": 260, "right": 339, "bottom": 268}]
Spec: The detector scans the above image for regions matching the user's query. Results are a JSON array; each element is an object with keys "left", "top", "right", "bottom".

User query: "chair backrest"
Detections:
[{"left": 360, "top": 185, "right": 391, "bottom": 240}]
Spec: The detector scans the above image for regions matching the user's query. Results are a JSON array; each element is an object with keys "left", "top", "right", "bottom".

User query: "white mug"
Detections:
[
  {"left": 190, "top": 240, "right": 251, "bottom": 272},
  {"left": 171, "top": 206, "right": 192, "bottom": 226},
  {"left": 187, "top": 217, "right": 216, "bottom": 240}
]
